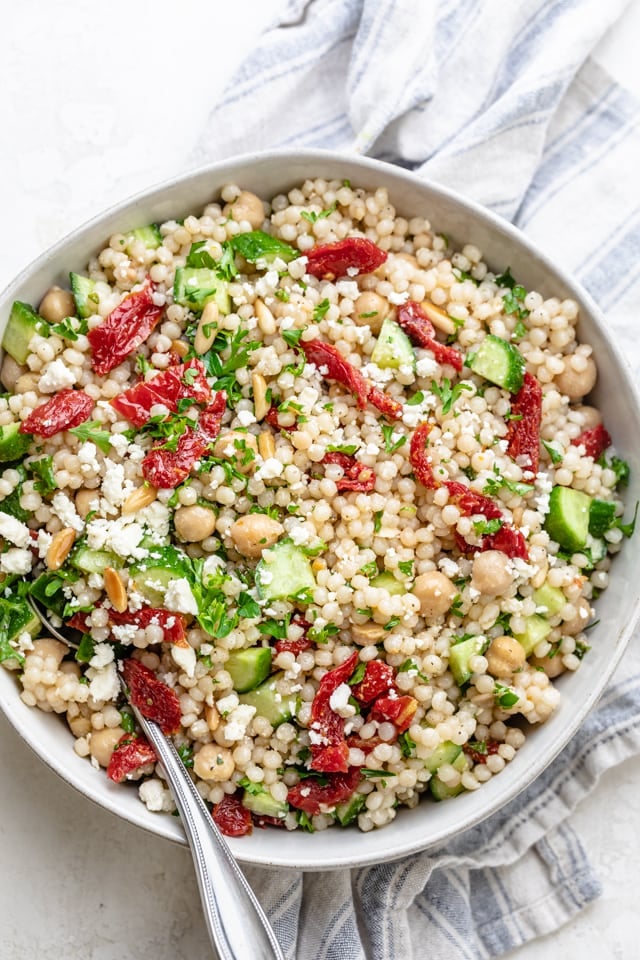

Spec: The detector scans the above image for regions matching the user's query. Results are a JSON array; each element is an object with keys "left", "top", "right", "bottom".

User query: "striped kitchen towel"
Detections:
[{"left": 195, "top": 1, "right": 640, "bottom": 957}]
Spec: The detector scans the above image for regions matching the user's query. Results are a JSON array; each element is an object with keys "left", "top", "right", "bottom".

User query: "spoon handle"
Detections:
[{"left": 134, "top": 710, "right": 285, "bottom": 960}]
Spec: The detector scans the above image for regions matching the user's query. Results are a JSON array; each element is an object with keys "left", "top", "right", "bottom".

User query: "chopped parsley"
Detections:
[
  {"left": 327, "top": 442, "right": 359, "bottom": 456},
  {"left": 348, "top": 662, "right": 367, "bottom": 686},
  {"left": 381, "top": 424, "right": 407, "bottom": 454},
  {"left": 201, "top": 326, "right": 260, "bottom": 405},
  {"left": 398, "top": 731, "right": 417, "bottom": 758},
  {"left": 472, "top": 517, "right": 503, "bottom": 536},
  {"left": 598, "top": 453, "right": 630, "bottom": 488},
  {"left": 313, "top": 298, "right": 331, "bottom": 321},
  {"left": 495, "top": 268, "right": 530, "bottom": 321},
  {"left": 494, "top": 682, "right": 519, "bottom": 709},
  {"left": 430, "top": 378, "right": 473, "bottom": 415},
  {"left": 398, "top": 560, "right": 414, "bottom": 577},
  {"left": 542, "top": 439, "right": 564, "bottom": 465},
  {"left": 308, "top": 622, "right": 339, "bottom": 644},
  {"left": 119, "top": 708, "right": 136, "bottom": 734},
  {"left": 177, "top": 743, "right": 194, "bottom": 768},
  {"left": 373, "top": 510, "right": 384, "bottom": 533},
  {"left": 49, "top": 315, "right": 89, "bottom": 342},
  {"left": 68, "top": 421, "right": 112, "bottom": 455},
  {"left": 237, "top": 776, "right": 264, "bottom": 796},
  {"left": 300, "top": 202, "right": 337, "bottom": 224},
  {"left": 482, "top": 468, "right": 534, "bottom": 498},
  {"left": 237, "top": 592, "right": 261, "bottom": 619},
  {"left": 282, "top": 328, "right": 304, "bottom": 348},
  {"left": 406, "top": 391, "right": 425, "bottom": 406}
]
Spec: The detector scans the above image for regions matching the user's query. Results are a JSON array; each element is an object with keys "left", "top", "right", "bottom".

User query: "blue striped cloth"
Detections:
[{"left": 195, "top": 2, "right": 640, "bottom": 956}]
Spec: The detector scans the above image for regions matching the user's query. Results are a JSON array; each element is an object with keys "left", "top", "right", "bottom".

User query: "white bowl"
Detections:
[{"left": 1, "top": 149, "right": 639, "bottom": 869}]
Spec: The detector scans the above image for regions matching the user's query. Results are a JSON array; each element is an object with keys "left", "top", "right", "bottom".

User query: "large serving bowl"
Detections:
[{"left": 1, "top": 149, "right": 638, "bottom": 869}]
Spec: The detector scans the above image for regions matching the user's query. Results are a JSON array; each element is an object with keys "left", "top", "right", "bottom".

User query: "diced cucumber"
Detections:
[
  {"left": 0, "top": 423, "right": 32, "bottom": 463},
  {"left": 2, "top": 301, "right": 45, "bottom": 365},
  {"left": 125, "top": 224, "right": 162, "bottom": 251},
  {"left": 449, "top": 635, "right": 487, "bottom": 686},
  {"left": 0, "top": 473, "right": 30, "bottom": 522},
  {"left": 70, "top": 545, "right": 120, "bottom": 575},
  {"left": 429, "top": 752, "right": 468, "bottom": 801},
  {"left": 335, "top": 792, "right": 366, "bottom": 826},
  {"left": 588, "top": 498, "right": 617, "bottom": 538},
  {"left": 466, "top": 334, "right": 525, "bottom": 393},
  {"left": 513, "top": 614, "right": 552, "bottom": 656},
  {"left": 544, "top": 486, "right": 592, "bottom": 553},
  {"left": 130, "top": 545, "right": 192, "bottom": 603},
  {"left": 584, "top": 534, "right": 607, "bottom": 567},
  {"left": 255, "top": 540, "right": 316, "bottom": 602},
  {"left": 69, "top": 273, "right": 97, "bottom": 319},
  {"left": 230, "top": 230, "right": 298, "bottom": 265},
  {"left": 173, "top": 267, "right": 231, "bottom": 315},
  {"left": 226, "top": 647, "right": 272, "bottom": 693},
  {"left": 371, "top": 318, "right": 415, "bottom": 371},
  {"left": 423, "top": 740, "right": 462, "bottom": 774},
  {"left": 532, "top": 582, "right": 565, "bottom": 618},
  {"left": 241, "top": 786, "right": 289, "bottom": 819},
  {"left": 370, "top": 571, "right": 407, "bottom": 596},
  {"left": 238, "top": 672, "right": 296, "bottom": 728}
]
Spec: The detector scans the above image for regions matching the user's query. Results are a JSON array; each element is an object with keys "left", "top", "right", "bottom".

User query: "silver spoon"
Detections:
[{"left": 28, "top": 598, "right": 285, "bottom": 960}]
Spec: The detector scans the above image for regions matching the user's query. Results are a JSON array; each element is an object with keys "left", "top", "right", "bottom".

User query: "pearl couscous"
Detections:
[{"left": 0, "top": 177, "right": 632, "bottom": 835}]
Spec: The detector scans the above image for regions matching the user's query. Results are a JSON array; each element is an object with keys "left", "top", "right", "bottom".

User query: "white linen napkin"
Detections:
[{"left": 195, "top": 2, "right": 640, "bottom": 956}]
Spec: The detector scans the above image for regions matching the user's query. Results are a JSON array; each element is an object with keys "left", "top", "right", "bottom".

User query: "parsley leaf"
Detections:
[
  {"left": 237, "top": 776, "right": 264, "bottom": 796},
  {"left": 186, "top": 240, "right": 216, "bottom": 270},
  {"left": 430, "top": 378, "right": 473, "bottom": 415},
  {"left": 406, "top": 391, "right": 424, "bottom": 406},
  {"left": 282, "top": 328, "right": 304, "bottom": 348},
  {"left": 177, "top": 743, "right": 194, "bottom": 768},
  {"left": 237, "top": 591, "right": 261, "bottom": 619},
  {"left": 398, "top": 560, "right": 414, "bottom": 577},
  {"left": 201, "top": 326, "right": 260, "bottom": 405},
  {"left": 300, "top": 202, "right": 337, "bottom": 224},
  {"left": 398, "top": 731, "right": 416, "bottom": 758},
  {"left": 49, "top": 316, "right": 89, "bottom": 342},
  {"left": 327, "top": 443, "right": 360, "bottom": 456},
  {"left": 494, "top": 682, "right": 519, "bottom": 709},
  {"left": 598, "top": 453, "right": 630, "bottom": 488},
  {"left": 472, "top": 517, "right": 503, "bottom": 536},
  {"left": 313, "top": 298, "right": 331, "bottom": 321},
  {"left": 69, "top": 421, "right": 112, "bottom": 455},
  {"left": 482, "top": 469, "right": 534, "bottom": 498},
  {"left": 542, "top": 440, "right": 564, "bottom": 465},
  {"left": 231, "top": 230, "right": 298, "bottom": 265},
  {"left": 495, "top": 267, "right": 530, "bottom": 321},
  {"left": 373, "top": 510, "right": 383, "bottom": 533},
  {"left": 381, "top": 424, "right": 407, "bottom": 454}
]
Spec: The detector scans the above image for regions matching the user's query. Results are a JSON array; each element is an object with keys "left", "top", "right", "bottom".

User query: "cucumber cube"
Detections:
[
  {"left": 255, "top": 541, "right": 316, "bottom": 602},
  {"left": 544, "top": 486, "right": 592, "bottom": 553},
  {"left": 466, "top": 334, "right": 525, "bottom": 393},
  {"left": 3, "top": 301, "right": 44, "bottom": 364},
  {"left": 238, "top": 672, "right": 296, "bottom": 728},
  {"left": 370, "top": 571, "right": 407, "bottom": 596},
  {"left": 241, "top": 787, "right": 289, "bottom": 819},
  {"left": 532, "top": 582, "right": 565, "bottom": 618},
  {"left": 513, "top": 614, "right": 552, "bottom": 656},
  {"left": 371, "top": 318, "right": 415, "bottom": 371},
  {"left": 226, "top": 647, "right": 272, "bottom": 693},
  {"left": 0, "top": 423, "right": 32, "bottom": 462},
  {"left": 449, "top": 635, "right": 487, "bottom": 686}
]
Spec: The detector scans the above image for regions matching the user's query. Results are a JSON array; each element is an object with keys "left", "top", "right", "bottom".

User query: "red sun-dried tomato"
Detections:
[
  {"left": 88, "top": 279, "right": 164, "bottom": 376},
  {"left": 345, "top": 734, "right": 384, "bottom": 754},
  {"left": 370, "top": 694, "right": 417, "bottom": 733},
  {"left": 287, "top": 767, "right": 362, "bottom": 816},
  {"left": 121, "top": 659, "right": 182, "bottom": 735},
  {"left": 301, "top": 339, "right": 400, "bottom": 419},
  {"left": 309, "top": 651, "right": 359, "bottom": 773},
  {"left": 106, "top": 733, "right": 157, "bottom": 783},
  {"left": 396, "top": 300, "right": 463, "bottom": 371},
  {"left": 507, "top": 371, "right": 543, "bottom": 475},
  {"left": 19, "top": 389, "right": 94, "bottom": 438},
  {"left": 463, "top": 739, "right": 500, "bottom": 765},
  {"left": 141, "top": 391, "right": 226, "bottom": 489},
  {"left": 111, "top": 359, "right": 211, "bottom": 427},
  {"left": 305, "top": 237, "right": 387, "bottom": 279},
  {"left": 409, "top": 422, "right": 439, "bottom": 489},
  {"left": 252, "top": 814, "right": 287, "bottom": 829},
  {"left": 274, "top": 615, "right": 313, "bottom": 656},
  {"left": 482, "top": 524, "right": 529, "bottom": 560},
  {"left": 571, "top": 423, "right": 611, "bottom": 460},
  {"left": 350, "top": 660, "right": 396, "bottom": 705},
  {"left": 323, "top": 451, "right": 376, "bottom": 492},
  {"left": 366, "top": 385, "right": 404, "bottom": 421},
  {"left": 109, "top": 607, "right": 188, "bottom": 647},
  {"left": 264, "top": 405, "right": 294, "bottom": 432},
  {"left": 211, "top": 793, "right": 253, "bottom": 837},
  {"left": 445, "top": 481, "right": 503, "bottom": 520}
]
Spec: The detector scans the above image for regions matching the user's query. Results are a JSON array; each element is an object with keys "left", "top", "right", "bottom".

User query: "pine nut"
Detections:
[
  {"left": 421, "top": 299, "right": 456, "bottom": 336},
  {"left": 258, "top": 431, "right": 276, "bottom": 459},
  {"left": 194, "top": 301, "right": 219, "bottom": 354},
  {"left": 204, "top": 704, "right": 220, "bottom": 732},
  {"left": 122, "top": 483, "right": 157, "bottom": 514},
  {"left": 252, "top": 372, "right": 269, "bottom": 420},
  {"left": 104, "top": 567, "right": 128, "bottom": 613},
  {"left": 46, "top": 527, "right": 76, "bottom": 571},
  {"left": 171, "top": 338, "right": 189, "bottom": 358},
  {"left": 254, "top": 298, "right": 276, "bottom": 335}
]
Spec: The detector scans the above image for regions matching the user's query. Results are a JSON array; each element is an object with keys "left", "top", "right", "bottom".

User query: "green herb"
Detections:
[
  {"left": 359, "top": 561, "right": 378, "bottom": 581},
  {"left": 359, "top": 310, "right": 379, "bottom": 319},
  {"left": 275, "top": 288, "right": 290, "bottom": 303},
  {"left": 495, "top": 268, "right": 530, "bottom": 321},
  {"left": 542, "top": 440, "right": 563, "bottom": 465},
  {"left": 216, "top": 241, "right": 239, "bottom": 281},
  {"left": 237, "top": 592, "right": 261, "bottom": 619},
  {"left": 398, "top": 658, "right": 428, "bottom": 681},
  {"left": 177, "top": 743, "right": 194, "bottom": 768},
  {"left": 237, "top": 776, "right": 264, "bottom": 796},
  {"left": 373, "top": 510, "right": 383, "bottom": 533},
  {"left": 361, "top": 768, "right": 397, "bottom": 779},
  {"left": 69, "top": 421, "right": 112, "bottom": 455},
  {"left": 75, "top": 633, "right": 95, "bottom": 664},
  {"left": 201, "top": 326, "right": 260, "bottom": 405},
  {"left": 467, "top": 739, "right": 487, "bottom": 755},
  {"left": 327, "top": 443, "right": 360, "bottom": 456},
  {"left": 119, "top": 708, "right": 136, "bottom": 734},
  {"left": 494, "top": 682, "right": 519, "bottom": 709},
  {"left": 617, "top": 501, "right": 639, "bottom": 538},
  {"left": 356, "top": 608, "right": 373, "bottom": 618},
  {"left": 493, "top": 610, "right": 513, "bottom": 634},
  {"left": 398, "top": 560, "right": 414, "bottom": 577},
  {"left": 384, "top": 616, "right": 401, "bottom": 631},
  {"left": 381, "top": 424, "right": 407, "bottom": 454},
  {"left": 450, "top": 594, "right": 465, "bottom": 618},
  {"left": 574, "top": 640, "right": 591, "bottom": 660},
  {"left": 348, "top": 662, "right": 367, "bottom": 686},
  {"left": 398, "top": 731, "right": 416, "bottom": 758},
  {"left": 407, "top": 391, "right": 425, "bottom": 406},
  {"left": 300, "top": 202, "right": 337, "bottom": 224},
  {"left": 186, "top": 240, "right": 217, "bottom": 270},
  {"left": 472, "top": 517, "right": 503, "bottom": 536},
  {"left": 256, "top": 616, "right": 291, "bottom": 641},
  {"left": 0, "top": 633, "right": 23, "bottom": 667},
  {"left": 136, "top": 354, "right": 154, "bottom": 376},
  {"left": 504, "top": 411, "right": 523, "bottom": 422},
  {"left": 583, "top": 619, "right": 600, "bottom": 633},
  {"left": 313, "top": 298, "right": 331, "bottom": 321},
  {"left": 230, "top": 230, "right": 298, "bottom": 265},
  {"left": 49, "top": 315, "right": 89, "bottom": 341},
  {"left": 482, "top": 468, "right": 534, "bottom": 498},
  {"left": 295, "top": 810, "right": 315, "bottom": 832},
  {"left": 282, "top": 328, "right": 304, "bottom": 348},
  {"left": 512, "top": 319, "right": 528, "bottom": 340},
  {"left": 430, "top": 378, "right": 473, "bottom": 415},
  {"left": 308, "top": 622, "right": 339, "bottom": 644},
  {"left": 598, "top": 453, "right": 630, "bottom": 487}
]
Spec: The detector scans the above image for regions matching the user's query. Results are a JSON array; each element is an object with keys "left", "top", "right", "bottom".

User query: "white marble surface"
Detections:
[{"left": 1, "top": 2, "right": 639, "bottom": 957}]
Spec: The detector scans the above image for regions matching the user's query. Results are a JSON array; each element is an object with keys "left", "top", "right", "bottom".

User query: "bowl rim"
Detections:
[{"left": 2, "top": 147, "right": 639, "bottom": 869}]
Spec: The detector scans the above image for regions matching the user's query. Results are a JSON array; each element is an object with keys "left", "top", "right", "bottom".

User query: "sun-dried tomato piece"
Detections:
[
  {"left": 264, "top": 405, "right": 293, "bottom": 432},
  {"left": 274, "top": 636, "right": 313, "bottom": 656},
  {"left": 121, "top": 659, "right": 182, "bottom": 735},
  {"left": 507, "top": 371, "right": 543, "bottom": 475},
  {"left": 301, "top": 339, "right": 370, "bottom": 409},
  {"left": 106, "top": 733, "right": 156, "bottom": 783},
  {"left": 212, "top": 793, "right": 253, "bottom": 837},
  {"left": 19, "top": 389, "right": 94, "bottom": 438},
  {"left": 409, "top": 422, "right": 439, "bottom": 489},
  {"left": 345, "top": 734, "right": 384, "bottom": 754},
  {"left": 463, "top": 739, "right": 500, "bottom": 765},
  {"left": 482, "top": 524, "right": 529, "bottom": 560},
  {"left": 445, "top": 481, "right": 503, "bottom": 520},
  {"left": 396, "top": 300, "right": 463, "bottom": 371},
  {"left": 370, "top": 695, "right": 417, "bottom": 733},
  {"left": 350, "top": 660, "right": 396, "bottom": 704},
  {"left": 111, "top": 359, "right": 211, "bottom": 427},
  {"left": 366, "top": 385, "right": 404, "bottom": 420},
  {"left": 305, "top": 237, "right": 387, "bottom": 279},
  {"left": 252, "top": 814, "right": 287, "bottom": 829},
  {"left": 109, "top": 607, "right": 188, "bottom": 647},
  {"left": 323, "top": 451, "right": 376, "bottom": 492},
  {"left": 309, "top": 651, "right": 359, "bottom": 773},
  {"left": 571, "top": 422, "right": 612, "bottom": 460},
  {"left": 287, "top": 767, "right": 362, "bottom": 816},
  {"left": 141, "top": 392, "right": 226, "bottom": 488},
  {"left": 88, "top": 279, "right": 164, "bottom": 376}
]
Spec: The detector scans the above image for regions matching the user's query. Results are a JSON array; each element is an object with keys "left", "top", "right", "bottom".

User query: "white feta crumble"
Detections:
[
  {"left": 288, "top": 524, "right": 313, "bottom": 546},
  {"left": 101, "top": 461, "right": 133, "bottom": 509},
  {"left": 171, "top": 644, "right": 196, "bottom": 678},
  {"left": 16, "top": 631, "right": 34, "bottom": 654},
  {"left": 439, "top": 557, "right": 460, "bottom": 578},
  {"left": 164, "top": 578, "right": 198, "bottom": 616},
  {"left": 111, "top": 623, "right": 139, "bottom": 644},
  {"left": 216, "top": 693, "right": 240, "bottom": 716},
  {"left": 236, "top": 409, "right": 257, "bottom": 427},
  {"left": 0, "top": 547, "right": 33, "bottom": 575},
  {"left": 77, "top": 442, "right": 100, "bottom": 473},
  {"left": 415, "top": 356, "right": 439, "bottom": 378},
  {"left": 223, "top": 703, "right": 257, "bottom": 742},
  {"left": 255, "top": 457, "right": 284, "bottom": 480},
  {"left": 137, "top": 501, "right": 171, "bottom": 542},
  {"left": 0, "top": 512, "right": 32, "bottom": 548},
  {"left": 36, "top": 529, "right": 52, "bottom": 559},
  {"left": 109, "top": 433, "right": 130, "bottom": 457},
  {"left": 109, "top": 521, "right": 146, "bottom": 559},
  {"left": 51, "top": 491, "right": 84, "bottom": 532},
  {"left": 139, "top": 779, "right": 174, "bottom": 813},
  {"left": 258, "top": 569, "right": 273, "bottom": 585},
  {"left": 328, "top": 682, "right": 356, "bottom": 718},
  {"left": 38, "top": 358, "right": 76, "bottom": 393},
  {"left": 468, "top": 586, "right": 481, "bottom": 600},
  {"left": 336, "top": 280, "right": 360, "bottom": 300},
  {"left": 89, "top": 642, "right": 115, "bottom": 670},
  {"left": 87, "top": 661, "right": 119, "bottom": 702},
  {"left": 388, "top": 290, "right": 410, "bottom": 305}
]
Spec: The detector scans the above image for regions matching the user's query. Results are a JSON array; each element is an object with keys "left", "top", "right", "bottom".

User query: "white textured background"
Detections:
[{"left": 1, "top": 2, "right": 639, "bottom": 958}]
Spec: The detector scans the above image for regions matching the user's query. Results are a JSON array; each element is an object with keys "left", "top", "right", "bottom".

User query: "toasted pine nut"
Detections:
[
  {"left": 531, "top": 553, "right": 549, "bottom": 590},
  {"left": 104, "top": 566, "right": 128, "bottom": 613},
  {"left": 171, "top": 338, "right": 189, "bottom": 358},
  {"left": 311, "top": 558, "right": 326, "bottom": 573},
  {"left": 254, "top": 298, "right": 276, "bottom": 335},
  {"left": 258, "top": 431, "right": 276, "bottom": 459},
  {"left": 421, "top": 299, "right": 457, "bottom": 336},
  {"left": 204, "top": 704, "right": 220, "bottom": 732},
  {"left": 47, "top": 527, "right": 76, "bottom": 571},
  {"left": 194, "top": 301, "right": 219, "bottom": 354},
  {"left": 252, "top": 372, "right": 269, "bottom": 420},
  {"left": 122, "top": 483, "right": 157, "bottom": 514}
]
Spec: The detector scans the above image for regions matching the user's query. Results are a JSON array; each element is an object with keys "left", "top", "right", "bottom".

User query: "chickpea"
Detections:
[
  {"left": 229, "top": 514, "right": 283, "bottom": 558},
  {"left": 530, "top": 652, "right": 565, "bottom": 678},
  {"left": 193, "top": 743, "right": 235, "bottom": 781},
  {"left": 471, "top": 550, "right": 514, "bottom": 596},
  {"left": 0, "top": 354, "right": 26, "bottom": 392},
  {"left": 351, "top": 621, "right": 386, "bottom": 645},
  {"left": 353, "top": 291, "right": 389, "bottom": 334},
  {"left": 68, "top": 713, "right": 92, "bottom": 738},
  {"left": 16, "top": 373, "right": 40, "bottom": 393},
  {"left": 573, "top": 405, "right": 601, "bottom": 431},
  {"left": 212, "top": 430, "right": 258, "bottom": 475},
  {"left": 485, "top": 635, "right": 526, "bottom": 677},
  {"left": 174, "top": 505, "right": 217, "bottom": 543},
  {"left": 554, "top": 356, "right": 597, "bottom": 400},
  {"left": 38, "top": 286, "right": 76, "bottom": 324},
  {"left": 223, "top": 190, "right": 265, "bottom": 230},
  {"left": 413, "top": 571, "right": 456, "bottom": 618},
  {"left": 89, "top": 726, "right": 125, "bottom": 768},
  {"left": 75, "top": 488, "right": 100, "bottom": 519},
  {"left": 31, "top": 637, "right": 67, "bottom": 666},
  {"left": 561, "top": 597, "right": 592, "bottom": 635}
]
